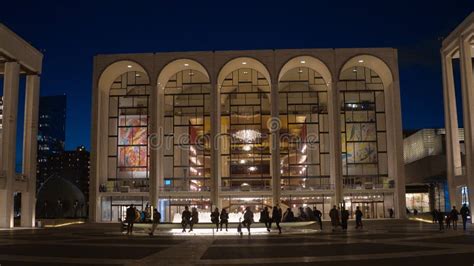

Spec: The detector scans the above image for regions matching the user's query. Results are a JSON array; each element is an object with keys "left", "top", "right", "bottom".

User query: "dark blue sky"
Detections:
[{"left": 1, "top": 1, "right": 473, "bottom": 150}]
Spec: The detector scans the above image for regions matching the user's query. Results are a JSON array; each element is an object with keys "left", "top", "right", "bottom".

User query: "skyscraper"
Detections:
[{"left": 36, "top": 95, "right": 67, "bottom": 189}]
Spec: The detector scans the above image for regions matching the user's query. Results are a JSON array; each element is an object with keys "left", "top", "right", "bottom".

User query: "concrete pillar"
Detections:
[
  {"left": 270, "top": 83, "right": 281, "bottom": 206},
  {"left": 0, "top": 61, "right": 20, "bottom": 228},
  {"left": 442, "top": 52, "right": 462, "bottom": 209},
  {"left": 328, "top": 81, "right": 343, "bottom": 205},
  {"left": 389, "top": 59, "right": 407, "bottom": 219},
  {"left": 459, "top": 36, "right": 474, "bottom": 219},
  {"left": 149, "top": 85, "right": 160, "bottom": 209},
  {"left": 210, "top": 83, "right": 221, "bottom": 209},
  {"left": 21, "top": 75, "right": 40, "bottom": 227}
]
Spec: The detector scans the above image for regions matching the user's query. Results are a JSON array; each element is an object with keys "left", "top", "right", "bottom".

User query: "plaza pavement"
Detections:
[{"left": 0, "top": 219, "right": 473, "bottom": 265}]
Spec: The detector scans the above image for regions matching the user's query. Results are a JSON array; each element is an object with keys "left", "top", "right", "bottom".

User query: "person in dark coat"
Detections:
[
  {"left": 149, "top": 208, "right": 161, "bottom": 236},
  {"left": 211, "top": 208, "right": 220, "bottom": 231},
  {"left": 220, "top": 208, "right": 229, "bottom": 231},
  {"left": 450, "top": 206, "right": 459, "bottom": 230},
  {"left": 189, "top": 207, "right": 199, "bottom": 232},
  {"left": 355, "top": 206, "right": 363, "bottom": 229},
  {"left": 260, "top": 207, "right": 271, "bottom": 232},
  {"left": 181, "top": 205, "right": 192, "bottom": 232},
  {"left": 125, "top": 204, "right": 136, "bottom": 235},
  {"left": 306, "top": 207, "right": 316, "bottom": 221},
  {"left": 460, "top": 204, "right": 470, "bottom": 231},
  {"left": 242, "top": 207, "right": 254, "bottom": 235},
  {"left": 341, "top": 207, "right": 349, "bottom": 231},
  {"left": 436, "top": 209, "right": 445, "bottom": 231},
  {"left": 389, "top": 208, "right": 394, "bottom": 218},
  {"left": 282, "top": 208, "right": 294, "bottom": 222},
  {"left": 271, "top": 205, "right": 282, "bottom": 234},
  {"left": 313, "top": 207, "right": 323, "bottom": 230},
  {"left": 298, "top": 207, "right": 308, "bottom": 221},
  {"left": 329, "top": 205, "right": 340, "bottom": 232}
]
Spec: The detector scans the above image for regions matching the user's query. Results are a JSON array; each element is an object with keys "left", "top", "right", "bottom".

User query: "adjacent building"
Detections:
[
  {"left": 0, "top": 23, "right": 42, "bottom": 228},
  {"left": 36, "top": 95, "right": 67, "bottom": 189},
  {"left": 442, "top": 12, "right": 474, "bottom": 212},
  {"left": 403, "top": 129, "right": 466, "bottom": 213},
  {"left": 91, "top": 48, "right": 405, "bottom": 222}
]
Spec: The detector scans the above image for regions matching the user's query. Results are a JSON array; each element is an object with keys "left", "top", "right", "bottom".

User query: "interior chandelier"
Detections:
[{"left": 233, "top": 129, "right": 261, "bottom": 143}]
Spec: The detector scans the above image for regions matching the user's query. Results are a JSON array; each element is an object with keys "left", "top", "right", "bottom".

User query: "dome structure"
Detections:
[{"left": 36, "top": 175, "right": 86, "bottom": 218}]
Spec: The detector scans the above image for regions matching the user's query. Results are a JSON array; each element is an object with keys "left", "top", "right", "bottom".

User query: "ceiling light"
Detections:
[
  {"left": 243, "top": 71, "right": 248, "bottom": 74},
  {"left": 300, "top": 60, "right": 306, "bottom": 64},
  {"left": 239, "top": 159, "right": 246, "bottom": 164},
  {"left": 127, "top": 65, "right": 132, "bottom": 68},
  {"left": 358, "top": 59, "right": 364, "bottom": 63},
  {"left": 189, "top": 72, "right": 195, "bottom": 76},
  {"left": 353, "top": 68, "right": 357, "bottom": 72},
  {"left": 234, "top": 129, "right": 261, "bottom": 143},
  {"left": 242, "top": 145, "right": 252, "bottom": 151},
  {"left": 248, "top": 166, "right": 257, "bottom": 172},
  {"left": 184, "top": 63, "right": 189, "bottom": 66},
  {"left": 298, "top": 69, "right": 303, "bottom": 73},
  {"left": 242, "top": 62, "right": 247, "bottom": 65},
  {"left": 135, "top": 73, "right": 140, "bottom": 77}
]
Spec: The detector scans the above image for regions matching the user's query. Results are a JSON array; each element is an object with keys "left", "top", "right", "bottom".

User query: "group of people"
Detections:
[
  {"left": 280, "top": 206, "right": 323, "bottom": 230},
  {"left": 259, "top": 206, "right": 283, "bottom": 234},
  {"left": 124, "top": 204, "right": 161, "bottom": 236},
  {"left": 181, "top": 206, "right": 200, "bottom": 232},
  {"left": 328, "top": 205, "right": 364, "bottom": 231},
  {"left": 433, "top": 204, "right": 470, "bottom": 231}
]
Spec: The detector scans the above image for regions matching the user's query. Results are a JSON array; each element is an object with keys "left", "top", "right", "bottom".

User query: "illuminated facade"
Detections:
[
  {"left": 442, "top": 12, "right": 474, "bottom": 215},
  {"left": 91, "top": 49, "right": 405, "bottom": 222}
]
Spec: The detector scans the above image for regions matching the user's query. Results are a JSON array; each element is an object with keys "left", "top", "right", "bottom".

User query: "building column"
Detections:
[
  {"left": 270, "top": 83, "right": 281, "bottom": 206},
  {"left": 442, "top": 52, "right": 462, "bottom": 210},
  {"left": 459, "top": 36, "right": 474, "bottom": 219},
  {"left": 389, "top": 61, "right": 407, "bottom": 219},
  {"left": 21, "top": 75, "right": 40, "bottom": 227},
  {"left": 329, "top": 81, "right": 343, "bottom": 205},
  {"left": 149, "top": 85, "right": 160, "bottom": 209},
  {"left": 210, "top": 83, "right": 221, "bottom": 209},
  {"left": 0, "top": 61, "right": 20, "bottom": 228}
]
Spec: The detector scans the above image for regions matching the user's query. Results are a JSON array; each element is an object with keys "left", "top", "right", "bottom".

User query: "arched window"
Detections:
[
  {"left": 279, "top": 67, "right": 330, "bottom": 191},
  {"left": 340, "top": 66, "right": 388, "bottom": 189},
  {"left": 163, "top": 69, "right": 211, "bottom": 191},
  {"left": 107, "top": 71, "right": 150, "bottom": 191},
  {"left": 220, "top": 68, "right": 271, "bottom": 191}
]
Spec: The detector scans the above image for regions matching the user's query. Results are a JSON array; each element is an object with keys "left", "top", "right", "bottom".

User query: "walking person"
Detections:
[
  {"left": 149, "top": 208, "right": 161, "bottom": 236},
  {"left": 341, "top": 207, "right": 349, "bottom": 231},
  {"left": 313, "top": 207, "right": 323, "bottom": 230},
  {"left": 220, "top": 208, "right": 229, "bottom": 231},
  {"left": 446, "top": 212, "right": 452, "bottom": 229},
  {"left": 125, "top": 204, "right": 136, "bottom": 235},
  {"left": 460, "top": 204, "right": 470, "bottom": 231},
  {"left": 260, "top": 206, "right": 271, "bottom": 232},
  {"left": 271, "top": 205, "right": 282, "bottom": 234},
  {"left": 211, "top": 208, "right": 220, "bottom": 231},
  {"left": 181, "top": 205, "right": 192, "bottom": 232},
  {"left": 242, "top": 207, "right": 254, "bottom": 235},
  {"left": 189, "top": 207, "right": 199, "bottom": 232},
  {"left": 329, "top": 205, "right": 340, "bottom": 232},
  {"left": 450, "top": 206, "right": 459, "bottom": 230},
  {"left": 298, "top": 207, "right": 308, "bottom": 221},
  {"left": 435, "top": 209, "right": 445, "bottom": 231},
  {"left": 355, "top": 206, "right": 363, "bottom": 230},
  {"left": 389, "top": 208, "right": 394, "bottom": 218}
]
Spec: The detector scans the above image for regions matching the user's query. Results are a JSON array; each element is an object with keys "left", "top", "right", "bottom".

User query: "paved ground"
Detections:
[{"left": 0, "top": 220, "right": 474, "bottom": 265}]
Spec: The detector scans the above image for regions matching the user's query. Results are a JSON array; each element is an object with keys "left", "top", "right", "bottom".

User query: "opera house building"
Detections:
[{"left": 90, "top": 48, "right": 406, "bottom": 222}]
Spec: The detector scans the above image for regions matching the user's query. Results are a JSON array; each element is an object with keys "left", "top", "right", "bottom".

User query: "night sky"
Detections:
[{"left": 1, "top": 1, "right": 473, "bottom": 151}]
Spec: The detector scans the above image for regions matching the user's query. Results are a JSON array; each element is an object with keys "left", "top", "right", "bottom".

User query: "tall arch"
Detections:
[
  {"left": 278, "top": 56, "right": 332, "bottom": 190},
  {"left": 218, "top": 57, "right": 273, "bottom": 211},
  {"left": 338, "top": 54, "right": 398, "bottom": 218},
  {"left": 94, "top": 60, "right": 151, "bottom": 222}
]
